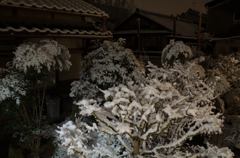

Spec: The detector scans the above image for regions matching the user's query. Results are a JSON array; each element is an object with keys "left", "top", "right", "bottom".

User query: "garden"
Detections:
[{"left": 1, "top": 38, "right": 240, "bottom": 157}]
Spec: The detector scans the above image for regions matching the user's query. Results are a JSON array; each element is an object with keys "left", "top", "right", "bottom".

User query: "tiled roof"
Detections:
[
  {"left": 0, "top": 26, "right": 112, "bottom": 35},
  {"left": 179, "top": 9, "right": 207, "bottom": 27},
  {"left": 205, "top": 0, "right": 227, "bottom": 8},
  {"left": 0, "top": 22, "right": 112, "bottom": 36},
  {"left": 0, "top": 0, "right": 109, "bottom": 17},
  {"left": 137, "top": 9, "right": 203, "bottom": 37}
]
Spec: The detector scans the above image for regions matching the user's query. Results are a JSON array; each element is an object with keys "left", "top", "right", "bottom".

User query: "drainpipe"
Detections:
[
  {"left": 171, "top": 14, "right": 179, "bottom": 38},
  {"left": 137, "top": 18, "right": 141, "bottom": 51},
  {"left": 197, "top": 13, "right": 202, "bottom": 51},
  {"left": 206, "top": 6, "right": 209, "bottom": 32}
]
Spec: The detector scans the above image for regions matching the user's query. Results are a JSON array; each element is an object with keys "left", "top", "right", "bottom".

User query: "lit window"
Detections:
[{"left": 234, "top": 11, "right": 240, "bottom": 21}]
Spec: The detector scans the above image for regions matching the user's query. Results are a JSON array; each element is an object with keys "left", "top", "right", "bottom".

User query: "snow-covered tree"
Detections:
[
  {"left": 57, "top": 50, "right": 234, "bottom": 157},
  {"left": 1, "top": 40, "right": 72, "bottom": 157},
  {"left": 70, "top": 38, "right": 145, "bottom": 122},
  {"left": 70, "top": 38, "right": 144, "bottom": 104},
  {"left": 13, "top": 40, "right": 71, "bottom": 80}
]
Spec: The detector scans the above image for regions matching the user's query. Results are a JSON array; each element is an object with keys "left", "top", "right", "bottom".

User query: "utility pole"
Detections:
[
  {"left": 197, "top": 13, "right": 202, "bottom": 51},
  {"left": 171, "top": 14, "right": 179, "bottom": 38},
  {"left": 193, "top": 2, "right": 197, "bottom": 10},
  {"left": 137, "top": 18, "right": 141, "bottom": 51}
]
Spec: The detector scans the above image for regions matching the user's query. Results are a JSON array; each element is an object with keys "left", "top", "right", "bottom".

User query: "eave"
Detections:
[{"left": 0, "top": 4, "right": 109, "bottom": 19}]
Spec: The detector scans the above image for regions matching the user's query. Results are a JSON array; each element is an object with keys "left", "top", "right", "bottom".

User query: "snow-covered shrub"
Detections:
[
  {"left": 206, "top": 52, "right": 240, "bottom": 86},
  {"left": 223, "top": 119, "right": 240, "bottom": 150},
  {"left": 0, "top": 67, "right": 27, "bottom": 106},
  {"left": 161, "top": 40, "right": 193, "bottom": 65},
  {"left": 205, "top": 52, "right": 240, "bottom": 114},
  {"left": 70, "top": 38, "right": 144, "bottom": 112},
  {"left": 206, "top": 72, "right": 230, "bottom": 96},
  {"left": 57, "top": 57, "right": 234, "bottom": 157},
  {"left": 13, "top": 40, "right": 71, "bottom": 74}
]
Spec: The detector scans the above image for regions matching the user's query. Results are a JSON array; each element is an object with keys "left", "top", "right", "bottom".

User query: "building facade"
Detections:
[
  {"left": 205, "top": 0, "right": 240, "bottom": 56},
  {"left": 0, "top": 0, "right": 113, "bottom": 92}
]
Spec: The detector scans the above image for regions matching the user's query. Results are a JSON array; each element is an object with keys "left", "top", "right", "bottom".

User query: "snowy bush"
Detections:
[
  {"left": 161, "top": 40, "right": 193, "bottom": 65},
  {"left": 0, "top": 67, "right": 27, "bottom": 106},
  {"left": 206, "top": 52, "right": 240, "bottom": 86},
  {"left": 13, "top": 40, "right": 71, "bottom": 74},
  {"left": 70, "top": 38, "right": 145, "bottom": 104},
  {"left": 205, "top": 52, "right": 240, "bottom": 114},
  {"left": 223, "top": 120, "right": 240, "bottom": 150},
  {"left": 57, "top": 57, "right": 234, "bottom": 157}
]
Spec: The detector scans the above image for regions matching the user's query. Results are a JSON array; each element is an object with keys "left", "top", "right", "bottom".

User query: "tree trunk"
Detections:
[{"left": 133, "top": 139, "right": 140, "bottom": 155}]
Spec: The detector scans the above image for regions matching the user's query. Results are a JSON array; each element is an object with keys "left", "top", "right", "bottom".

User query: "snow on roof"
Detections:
[
  {"left": 0, "top": 25, "right": 112, "bottom": 36},
  {"left": 0, "top": 0, "right": 109, "bottom": 17},
  {"left": 114, "top": 30, "right": 172, "bottom": 34},
  {"left": 137, "top": 10, "right": 202, "bottom": 37}
]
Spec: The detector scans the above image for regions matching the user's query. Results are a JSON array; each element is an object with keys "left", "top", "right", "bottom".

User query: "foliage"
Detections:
[
  {"left": 199, "top": 32, "right": 214, "bottom": 54},
  {"left": 0, "top": 66, "right": 28, "bottom": 106},
  {"left": 0, "top": 40, "right": 71, "bottom": 157},
  {"left": 13, "top": 40, "right": 71, "bottom": 74},
  {"left": 161, "top": 40, "right": 193, "bottom": 65},
  {"left": 206, "top": 52, "right": 240, "bottom": 87},
  {"left": 70, "top": 38, "right": 144, "bottom": 104},
  {"left": 57, "top": 40, "right": 234, "bottom": 157},
  {"left": 223, "top": 119, "right": 240, "bottom": 150},
  {"left": 205, "top": 52, "right": 240, "bottom": 114}
]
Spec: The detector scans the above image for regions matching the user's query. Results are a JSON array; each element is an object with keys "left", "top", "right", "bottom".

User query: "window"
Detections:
[{"left": 234, "top": 11, "right": 240, "bottom": 21}]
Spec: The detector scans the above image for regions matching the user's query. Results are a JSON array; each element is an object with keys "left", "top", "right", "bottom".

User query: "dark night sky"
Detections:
[{"left": 135, "top": 0, "right": 212, "bottom": 15}]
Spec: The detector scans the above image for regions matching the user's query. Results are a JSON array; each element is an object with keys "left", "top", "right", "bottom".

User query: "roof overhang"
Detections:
[
  {"left": 0, "top": 34, "right": 113, "bottom": 39},
  {"left": 0, "top": 4, "right": 109, "bottom": 19},
  {"left": 205, "top": 0, "right": 226, "bottom": 8},
  {"left": 167, "top": 35, "right": 198, "bottom": 40},
  {"left": 0, "top": 25, "right": 113, "bottom": 39},
  {"left": 114, "top": 30, "right": 172, "bottom": 35},
  {"left": 209, "top": 35, "right": 240, "bottom": 41}
]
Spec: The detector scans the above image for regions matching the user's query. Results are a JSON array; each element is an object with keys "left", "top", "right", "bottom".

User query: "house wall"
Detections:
[
  {"left": 114, "top": 34, "right": 169, "bottom": 51},
  {"left": 17, "top": 9, "right": 52, "bottom": 20},
  {"left": 114, "top": 13, "right": 171, "bottom": 51},
  {"left": 208, "top": 0, "right": 240, "bottom": 37},
  {"left": 141, "top": 34, "right": 169, "bottom": 51},
  {"left": 0, "top": 8, "right": 12, "bottom": 17},
  {"left": 116, "top": 14, "right": 167, "bottom": 31},
  {"left": 215, "top": 39, "right": 240, "bottom": 55},
  {"left": 0, "top": 38, "right": 16, "bottom": 68},
  {"left": 0, "top": 7, "right": 84, "bottom": 25},
  {"left": 56, "top": 38, "right": 83, "bottom": 81}
]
